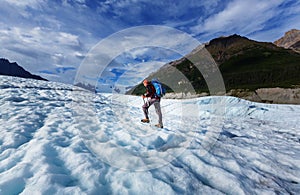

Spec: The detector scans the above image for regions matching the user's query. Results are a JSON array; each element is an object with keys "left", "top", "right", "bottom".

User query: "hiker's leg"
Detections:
[
  {"left": 154, "top": 101, "right": 163, "bottom": 126},
  {"left": 142, "top": 100, "right": 149, "bottom": 119},
  {"left": 143, "top": 98, "right": 159, "bottom": 119}
]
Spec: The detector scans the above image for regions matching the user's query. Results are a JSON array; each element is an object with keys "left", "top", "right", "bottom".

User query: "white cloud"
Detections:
[
  {"left": 57, "top": 32, "right": 81, "bottom": 47},
  {"left": 1, "top": 26, "right": 82, "bottom": 52},
  {"left": 97, "top": 0, "right": 222, "bottom": 30},
  {"left": 3, "top": 0, "right": 45, "bottom": 8},
  {"left": 74, "top": 0, "right": 86, "bottom": 3},
  {"left": 249, "top": 1, "right": 300, "bottom": 42},
  {"left": 113, "top": 61, "right": 166, "bottom": 87},
  {"left": 127, "top": 48, "right": 150, "bottom": 59},
  {"left": 191, "top": 0, "right": 286, "bottom": 39},
  {"left": 0, "top": 26, "right": 86, "bottom": 83},
  {"left": 74, "top": 51, "right": 85, "bottom": 59},
  {"left": 1, "top": 0, "right": 299, "bottom": 85},
  {"left": 0, "top": 0, "right": 104, "bottom": 83},
  {"left": 75, "top": 25, "right": 202, "bottom": 87},
  {"left": 61, "top": 0, "right": 88, "bottom": 8}
]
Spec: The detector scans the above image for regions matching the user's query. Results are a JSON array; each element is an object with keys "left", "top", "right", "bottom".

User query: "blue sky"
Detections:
[{"left": 0, "top": 0, "right": 299, "bottom": 86}]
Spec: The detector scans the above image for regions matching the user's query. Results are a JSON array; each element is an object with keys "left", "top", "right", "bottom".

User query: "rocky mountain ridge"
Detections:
[
  {"left": 129, "top": 31, "right": 300, "bottom": 104},
  {"left": 0, "top": 58, "right": 47, "bottom": 81},
  {"left": 274, "top": 29, "right": 300, "bottom": 53}
]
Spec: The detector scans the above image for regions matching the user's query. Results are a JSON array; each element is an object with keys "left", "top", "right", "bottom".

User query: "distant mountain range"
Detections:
[
  {"left": 0, "top": 58, "right": 47, "bottom": 81},
  {"left": 205, "top": 34, "right": 300, "bottom": 90},
  {"left": 1, "top": 29, "right": 300, "bottom": 103},
  {"left": 274, "top": 29, "right": 300, "bottom": 53},
  {"left": 129, "top": 30, "right": 300, "bottom": 103}
]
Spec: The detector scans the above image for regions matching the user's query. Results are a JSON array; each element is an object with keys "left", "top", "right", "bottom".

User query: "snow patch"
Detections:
[{"left": 0, "top": 75, "right": 300, "bottom": 194}]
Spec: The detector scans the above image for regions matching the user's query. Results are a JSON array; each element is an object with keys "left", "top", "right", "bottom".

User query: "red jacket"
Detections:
[{"left": 144, "top": 83, "right": 158, "bottom": 99}]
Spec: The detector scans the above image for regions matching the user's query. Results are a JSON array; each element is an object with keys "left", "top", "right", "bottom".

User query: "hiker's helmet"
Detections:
[{"left": 143, "top": 79, "right": 149, "bottom": 86}]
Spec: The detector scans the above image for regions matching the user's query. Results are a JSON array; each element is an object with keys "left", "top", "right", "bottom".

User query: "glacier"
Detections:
[{"left": 0, "top": 75, "right": 300, "bottom": 194}]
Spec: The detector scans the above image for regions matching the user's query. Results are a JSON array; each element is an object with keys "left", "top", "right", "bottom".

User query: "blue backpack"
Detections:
[{"left": 151, "top": 79, "right": 166, "bottom": 97}]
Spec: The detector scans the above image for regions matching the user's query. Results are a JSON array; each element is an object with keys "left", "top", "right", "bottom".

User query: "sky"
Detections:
[{"left": 0, "top": 0, "right": 299, "bottom": 88}]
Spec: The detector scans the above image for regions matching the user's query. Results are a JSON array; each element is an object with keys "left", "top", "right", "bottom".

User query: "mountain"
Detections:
[
  {"left": 0, "top": 75, "right": 299, "bottom": 194},
  {"left": 129, "top": 34, "right": 300, "bottom": 103},
  {"left": 274, "top": 29, "right": 300, "bottom": 53},
  {"left": 206, "top": 34, "right": 300, "bottom": 90},
  {"left": 74, "top": 82, "right": 96, "bottom": 92},
  {"left": 0, "top": 58, "right": 47, "bottom": 81}
]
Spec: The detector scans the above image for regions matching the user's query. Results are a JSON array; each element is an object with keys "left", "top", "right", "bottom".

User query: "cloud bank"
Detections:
[{"left": 0, "top": 0, "right": 299, "bottom": 84}]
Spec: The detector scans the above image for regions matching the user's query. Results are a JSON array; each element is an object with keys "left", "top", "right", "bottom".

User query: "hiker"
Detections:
[{"left": 141, "top": 79, "right": 163, "bottom": 128}]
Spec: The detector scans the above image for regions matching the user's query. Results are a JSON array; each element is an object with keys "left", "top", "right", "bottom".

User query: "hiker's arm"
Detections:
[{"left": 144, "top": 85, "right": 154, "bottom": 97}]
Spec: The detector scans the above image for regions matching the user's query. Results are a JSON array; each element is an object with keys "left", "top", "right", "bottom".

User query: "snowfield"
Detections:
[{"left": 0, "top": 75, "right": 300, "bottom": 194}]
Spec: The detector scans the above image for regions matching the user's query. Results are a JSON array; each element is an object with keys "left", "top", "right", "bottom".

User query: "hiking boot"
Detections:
[
  {"left": 155, "top": 124, "right": 163, "bottom": 128},
  {"left": 141, "top": 118, "right": 150, "bottom": 123}
]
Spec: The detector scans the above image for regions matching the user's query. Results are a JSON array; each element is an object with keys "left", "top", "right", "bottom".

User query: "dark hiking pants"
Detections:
[{"left": 142, "top": 98, "right": 163, "bottom": 126}]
